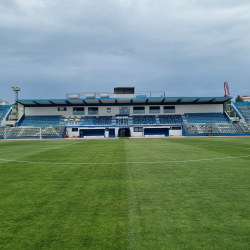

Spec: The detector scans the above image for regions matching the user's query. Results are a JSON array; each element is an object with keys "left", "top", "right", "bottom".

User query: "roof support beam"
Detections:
[
  {"left": 208, "top": 98, "right": 216, "bottom": 103},
  {"left": 193, "top": 99, "right": 200, "bottom": 103}
]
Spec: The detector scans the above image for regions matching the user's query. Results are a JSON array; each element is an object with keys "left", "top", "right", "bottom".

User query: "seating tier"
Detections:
[
  {"left": 132, "top": 115, "right": 156, "bottom": 125},
  {"left": 159, "top": 115, "right": 182, "bottom": 125},
  {"left": 185, "top": 112, "right": 229, "bottom": 123},
  {"left": 20, "top": 115, "right": 62, "bottom": 126},
  {"left": 235, "top": 104, "right": 250, "bottom": 122}
]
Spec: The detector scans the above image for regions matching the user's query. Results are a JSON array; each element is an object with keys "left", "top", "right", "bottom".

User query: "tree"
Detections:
[
  {"left": 235, "top": 95, "right": 244, "bottom": 102},
  {"left": 224, "top": 100, "right": 235, "bottom": 117}
]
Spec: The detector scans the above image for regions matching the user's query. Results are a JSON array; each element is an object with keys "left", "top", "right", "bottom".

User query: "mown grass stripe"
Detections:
[{"left": 0, "top": 154, "right": 250, "bottom": 165}]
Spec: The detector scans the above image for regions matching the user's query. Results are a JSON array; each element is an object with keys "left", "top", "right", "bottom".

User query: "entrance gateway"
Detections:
[{"left": 118, "top": 128, "right": 130, "bottom": 137}]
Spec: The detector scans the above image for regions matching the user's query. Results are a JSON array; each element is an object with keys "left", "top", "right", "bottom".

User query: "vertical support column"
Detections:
[{"left": 4, "top": 127, "right": 7, "bottom": 140}]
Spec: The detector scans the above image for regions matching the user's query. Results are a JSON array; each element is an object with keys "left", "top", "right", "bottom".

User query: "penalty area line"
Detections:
[{"left": 0, "top": 154, "right": 250, "bottom": 165}]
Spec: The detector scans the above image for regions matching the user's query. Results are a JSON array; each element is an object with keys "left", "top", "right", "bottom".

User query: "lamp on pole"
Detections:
[{"left": 12, "top": 87, "right": 21, "bottom": 102}]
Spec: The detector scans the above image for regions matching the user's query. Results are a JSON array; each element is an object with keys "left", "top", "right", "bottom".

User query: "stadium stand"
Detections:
[
  {"left": 186, "top": 123, "right": 240, "bottom": 135},
  {"left": 235, "top": 122, "right": 250, "bottom": 133},
  {"left": 234, "top": 104, "right": 250, "bottom": 122},
  {"left": 1, "top": 126, "right": 64, "bottom": 139},
  {"left": 78, "top": 116, "right": 112, "bottom": 126},
  {"left": 19, "top": 115, "right": 63, "bottom": 126},
  {"left": 132, "top": 115, "right": 156, "bottom": 125},
  {"left": 0, "top": 127, "right": 6, "bottom": 138},
  {"left": 7, "top": 87, "right": 249, "bottom": 139},
  {"left": 116, "top": 117, "right": 129, "bottom": 126},
  {"left": 0, "top": 106, "right": 11, "bottom": 125},
  {"left": 94, "top": 116, "right": 112, "bottom": 126},
  {"left": 158, "top": 115, "right": 183, "bottom": 125},
  {"left": 186, "top": 124, "right": 208, "bottom": 134},
  {"left": 212, "top": 123, "right": 238, "bottom": 134},
  {"left": 184, "top": 112, "right": 230, "bottom": 123}
]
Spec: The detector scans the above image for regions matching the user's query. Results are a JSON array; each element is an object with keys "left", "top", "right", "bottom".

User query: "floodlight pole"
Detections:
[
  {"left": 12, "top": 87, "right": 21, "bottom": 102},
  {"left": 12, "top": 87, "right": 21, "bottom": 120}
]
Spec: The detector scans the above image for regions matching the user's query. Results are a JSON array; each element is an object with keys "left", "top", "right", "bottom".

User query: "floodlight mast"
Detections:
[
  {"left": 12, "top": 87, "right": 21, "bottom": 102},
  {"left": 12, "top": 87, "right": 21, "bottom": 121}
]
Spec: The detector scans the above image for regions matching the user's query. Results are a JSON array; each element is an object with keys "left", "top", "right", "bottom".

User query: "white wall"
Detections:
[
  {"left": 25, "top": 107, "right": 73, "bottom": 116},
  {"left": 98, "top": 106, "right": 119, "bottom": 116},
  {"left": 66, "top": 127, "right": 107, "bottom": 138},
  {"left": 25, "top": 104, "right": 223, "bottom": 116},
  {"left": 130, "top": 128, "right": 143, "bottom": 137},
  {"left": 25, "top": 106, "right": 119, "bottom": 116},
  {"left": 67, "top": 127, "right": 79, "bottom": 138},
  {"left": 66, "top": 126, "right": 183, "bottom": 138},
  {"left": 175, "top": 104, "right": 223, "bottom": 114},
  {"left": 127, "top": 104, "right": 222, "bottom": 115},
  {"left": 169, "top": 130, "right": 182, "bottom": 136}
]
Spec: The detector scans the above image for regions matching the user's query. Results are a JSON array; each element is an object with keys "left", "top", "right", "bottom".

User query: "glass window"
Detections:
[
  {"left": 164, "top": 106, "right": 175, "bottom": 113},
  {"left": 114, "top": 87, "right": 134, "bottom": 94},
  {"left": 88, "top": 107, "right": 98, "bottom": 114},
  {"left": 133, "top": 107, "right": 145, "bottom": 114},
  {"left": 172, "top": 127, "right": 181, "bottom": 130},
  {"left": 134, "top": 127, "right": 143, "bottom": 132},
  {"left": 119, "top": 107, "right": 130, "bottom": 115},
  {"left": 58, "top": 107, "right": 67, "bottom": 111},
  {"left": 150, "top": 106, "right": 160, "bottom": 113},
  {"left": 72, "top": 128, "right": 78, "bottom": 132},
  {"left": 73, "top": 107, "right": 84, "bottom": 115}
]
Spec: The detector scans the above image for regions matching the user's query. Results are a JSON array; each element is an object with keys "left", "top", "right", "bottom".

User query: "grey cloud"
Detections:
[{"left": 1, "top": 0, "right": 250, "bottom": 102}]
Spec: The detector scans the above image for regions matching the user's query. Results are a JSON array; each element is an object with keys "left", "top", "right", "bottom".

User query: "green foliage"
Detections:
[
  {"left": 0, "top": 138, "right": 250, "bottom": 249},
  {"left": 224, "top": 100, "right": 235, "bottom": 117},
  {"left": 235, "top": 95, "right": 244, "bottom": 102}
]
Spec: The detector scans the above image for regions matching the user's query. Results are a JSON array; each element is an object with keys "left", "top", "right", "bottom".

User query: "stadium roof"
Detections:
[{"left": 17, "top": 96, "right": 232, "bottom": 106}]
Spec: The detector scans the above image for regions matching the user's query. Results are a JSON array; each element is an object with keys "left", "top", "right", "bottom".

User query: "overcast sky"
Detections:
[{"left": 1, "top": 0, "right": 250, "bottom": 103}]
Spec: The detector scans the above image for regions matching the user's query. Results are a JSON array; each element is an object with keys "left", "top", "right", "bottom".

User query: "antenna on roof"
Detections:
[{"left": 224, "top": 81, "right": 230, "bottom": 97}]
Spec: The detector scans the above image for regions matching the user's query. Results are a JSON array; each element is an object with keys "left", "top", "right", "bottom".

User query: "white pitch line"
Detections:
[
  {"left": 212, "top": 146, "right": 250, "bottom": 150},
  {"left": 0, "top": 155, "right": 250, "bottom": 165}
]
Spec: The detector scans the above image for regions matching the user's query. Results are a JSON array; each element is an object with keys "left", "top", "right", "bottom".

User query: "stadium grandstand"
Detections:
[
  {"left": 1, "top": 87, "right": 250, "bottom": 139},
  {"left": 0, "top": 105, "right": 12, "bottom": 126}
]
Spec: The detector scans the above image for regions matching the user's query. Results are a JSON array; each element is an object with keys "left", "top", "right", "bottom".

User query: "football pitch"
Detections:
[{"left": 0, "top": 137, "right": 250, "bottom": 250}]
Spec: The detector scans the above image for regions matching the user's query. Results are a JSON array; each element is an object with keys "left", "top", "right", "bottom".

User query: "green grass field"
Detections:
[{"left": 0, "top": 137, "right": 250, "bottom": 250}]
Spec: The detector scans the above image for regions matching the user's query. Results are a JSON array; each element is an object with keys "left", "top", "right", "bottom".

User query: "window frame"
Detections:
[
  {"left": 88, "top": 107, "right": 98, "bottom": 115},
  {"left": 73, "top": 107, "right": 85, "bottom": 115},
  {"left": 133, "top": 106, "right": 145, "bottom": 114},
  {"left": 134, "top": 127, "right": 143, "bottom": 132},
  {"left": 58, "top": 107, "right": 67, "bottom": 111},
  {"left": 149, "top": 106, "right": 160, "bottom": 113},
  {"left": 164, "top": 106, "right": 175, "bottom": 113},
  {"left": 172, "top": 127, "right": 181, "bottom": 130}
]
